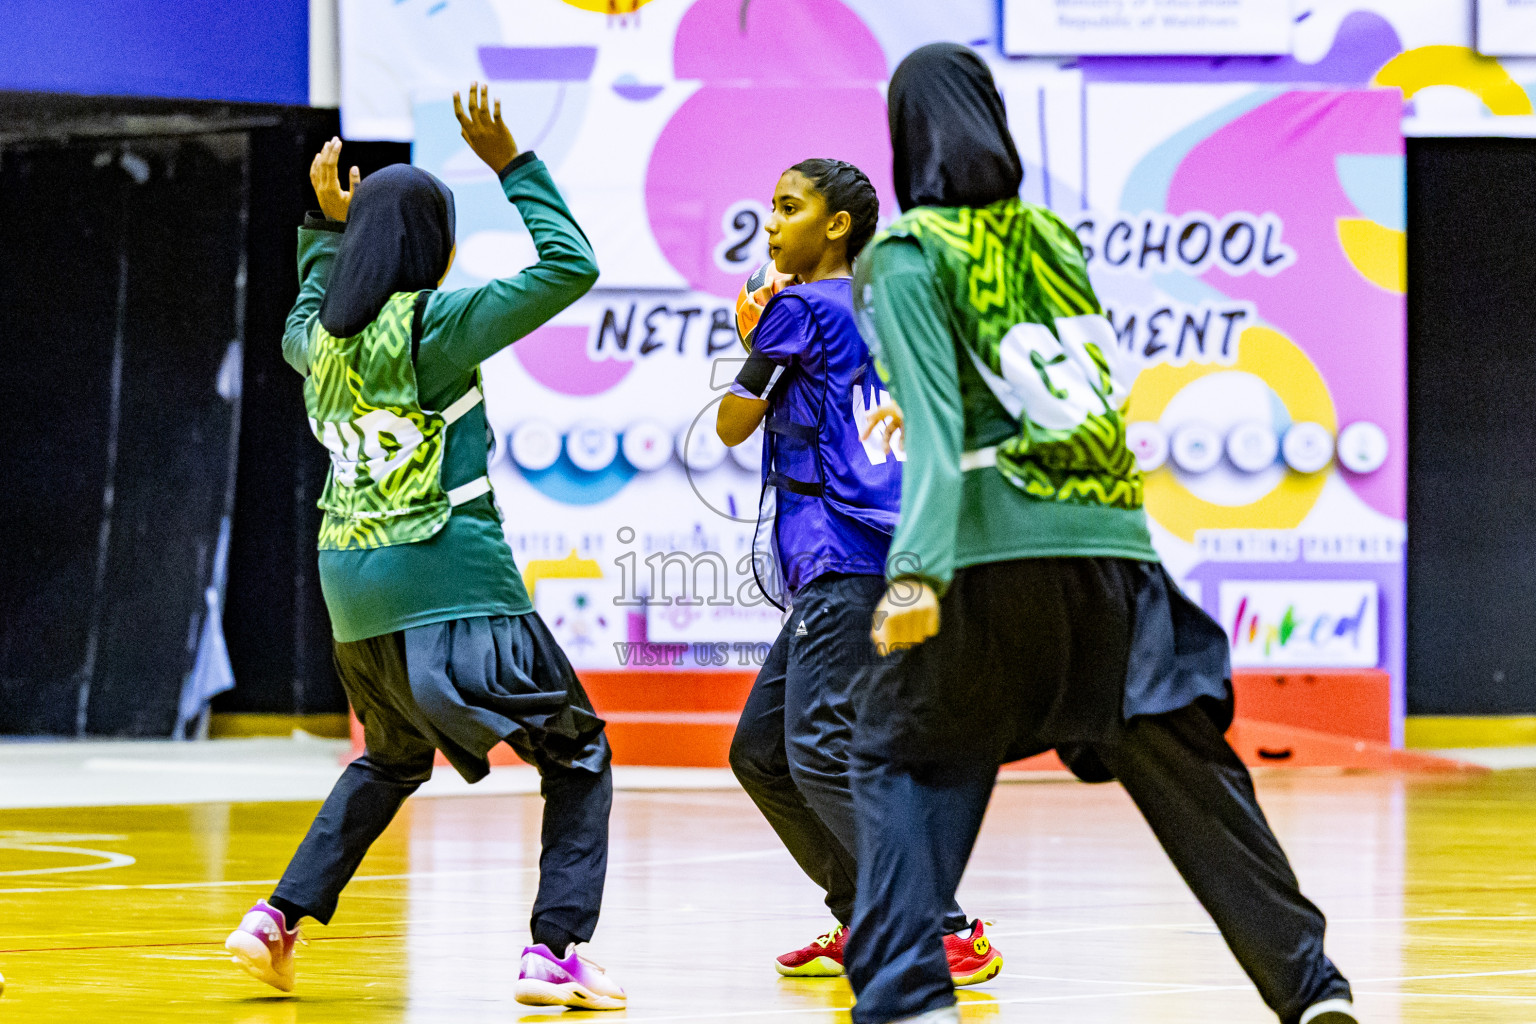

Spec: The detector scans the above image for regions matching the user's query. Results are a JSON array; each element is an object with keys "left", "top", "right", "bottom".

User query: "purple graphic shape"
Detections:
[
  {"left": 479, "top": 46, "right": 598, "bottom": 82},
  {"left": 1165, "top": 90, "right": 1405, "bottom": 520},
  {"left": 1079, "top": 12, "right": 1401, "bottom": 85},
  {"left": 614, "top": 79, "right": 664, "bottom": 101},
  {"left": 647, "top": 0, "right": 893, "bottom": 296},
  {"left": 674, "top": 0, "right": 886, "bottom": 83},
  {"left": 513, "top": 325, "right": 631, "bottom": 396}
]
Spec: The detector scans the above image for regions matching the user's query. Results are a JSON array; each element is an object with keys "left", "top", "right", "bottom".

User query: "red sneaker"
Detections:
[
  {"left": 775, "top": 924, "right": 847, "bottom": 977},
  {"left": 944, "top": 919, "right": 1003, "bottom": 986}
]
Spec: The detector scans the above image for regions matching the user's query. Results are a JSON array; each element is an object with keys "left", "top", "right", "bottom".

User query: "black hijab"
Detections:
[
  {"left": 888, "top": 43, "right": 1023, "bottom": 212},
  {"left": 318, "top": 164, "right": 457, "bottom": 337}
]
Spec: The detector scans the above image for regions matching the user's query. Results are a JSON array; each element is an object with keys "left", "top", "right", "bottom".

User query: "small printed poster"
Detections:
[
  {"left": 1478, "top": 0, "right": 1536, "bottom": 57},
  {"left": 1003, "top": 0, "right": 1293, "bottom": 56}
]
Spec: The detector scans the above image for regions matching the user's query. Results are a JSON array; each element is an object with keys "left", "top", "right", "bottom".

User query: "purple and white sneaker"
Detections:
[
  {"left": 225, "top": 899, "right": 299, "bottom": 992},
  {"left": 514, "top": 943, "right": 627, "bottom": 1010}
]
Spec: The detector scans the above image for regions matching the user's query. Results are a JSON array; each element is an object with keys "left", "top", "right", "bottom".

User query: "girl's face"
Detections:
[{"left": 765, "top": 170, "right": 850, "bottom": 279}]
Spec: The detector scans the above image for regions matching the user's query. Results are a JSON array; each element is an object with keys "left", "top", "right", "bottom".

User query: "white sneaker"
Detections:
[
  {"left": 1300, "top": 998, "right": 1358, "bottom": 1024},
  {"left": 514, "top": 943, "right": 627, "bottom": 1010}
]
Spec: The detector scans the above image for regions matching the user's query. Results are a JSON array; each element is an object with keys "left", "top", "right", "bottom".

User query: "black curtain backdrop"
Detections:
[
  {"left": 1407, "top": 137, "right": 1536, "bottom": 715},
  {"left": 0, "top": 130, "right": 246, "bottom": 735},
  {"left": 223, "top": 115, "right": 409, "bottom": 718},
  {"left": 0, "top": 94, "right": 407, "bottom": 735}
]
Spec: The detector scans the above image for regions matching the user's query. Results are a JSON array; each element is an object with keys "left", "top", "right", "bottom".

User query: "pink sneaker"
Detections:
[
  {"left": 515, "top": 943, "right": 627, "bottom": 1010},
  {"left": 225, "top": 899, "right": 299, "bottom": 992}
]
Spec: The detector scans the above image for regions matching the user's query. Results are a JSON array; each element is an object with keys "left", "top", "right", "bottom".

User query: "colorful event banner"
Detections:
[{"left": 340, "top": 0, "right": 1536, "bottom": 741}]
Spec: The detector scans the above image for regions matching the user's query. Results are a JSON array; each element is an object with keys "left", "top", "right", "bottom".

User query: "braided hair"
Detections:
[{"left": 789, "top": 158, "right": 881, "bottom": 261}]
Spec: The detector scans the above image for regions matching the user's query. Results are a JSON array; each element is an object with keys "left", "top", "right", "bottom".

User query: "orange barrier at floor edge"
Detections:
[{"left": 349, "top": 708, "right": 1484, "bottom": 774}]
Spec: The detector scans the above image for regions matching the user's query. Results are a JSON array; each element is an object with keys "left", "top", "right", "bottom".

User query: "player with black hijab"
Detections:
[
  {"left": 842, "top": 43, "right": 1358, "bottom": 1024},
  {"left": 223, "top": 84, "right": 625, "bottom": 1011}
]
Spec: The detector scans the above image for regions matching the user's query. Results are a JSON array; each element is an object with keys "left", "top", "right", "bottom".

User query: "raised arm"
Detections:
[
  {"left": 282, "top": 137, "right": 357, "bottom": 374},
  {"left": 417, "top": 83, "right": 598, "bottom": 390},
  {"left": 420, "top": 156, "right": 598, "bottom": 379}
]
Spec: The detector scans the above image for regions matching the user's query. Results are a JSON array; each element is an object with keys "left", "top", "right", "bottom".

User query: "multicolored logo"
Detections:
[{"left": 1219, "top": 581, "right": 1379, "bottom": 669}]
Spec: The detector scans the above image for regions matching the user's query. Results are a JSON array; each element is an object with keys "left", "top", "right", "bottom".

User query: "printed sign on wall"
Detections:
[
  {"left": 1003, "top": 0, "right": 1293, "bottom": 57},
  {"left": 1478, "top": 0, "right": 1536, "bottom": 57},
  {"left": 339, "top": 0, "right": 1536, "bottom": 736},
  {"left": 1219, "top": 580, "right": 1380, "bottom": 668}
]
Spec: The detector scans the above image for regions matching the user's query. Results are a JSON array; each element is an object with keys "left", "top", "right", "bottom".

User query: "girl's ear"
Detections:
[{"left": 826, "top": 209, "right": 852, "bottom": 242}]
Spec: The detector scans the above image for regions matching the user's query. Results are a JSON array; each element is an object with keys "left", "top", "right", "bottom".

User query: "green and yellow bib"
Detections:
[
  {"left": 304, "top": 290, "right": 487, "bottom": 551},
  {"left": 863, "top": 198, "right": 1143, "bottom": 511}
]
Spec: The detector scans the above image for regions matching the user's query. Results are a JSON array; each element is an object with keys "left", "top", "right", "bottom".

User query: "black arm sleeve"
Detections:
[{"left": 732, "top": 349, "right": 788, "bottom": 400}]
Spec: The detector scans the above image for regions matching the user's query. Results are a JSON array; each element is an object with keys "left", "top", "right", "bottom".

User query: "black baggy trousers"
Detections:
[
  {"left": 273, "top": 613, "right": 611, "bottom": 952},
  {"left": 843, "top": 558, "right": 1352, "bottom": 1024},
  {"left": 729, "top": 571, "right": 967, "bottom": 932}
]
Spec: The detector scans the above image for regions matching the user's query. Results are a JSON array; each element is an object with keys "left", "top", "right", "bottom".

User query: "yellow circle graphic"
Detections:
[
  {"left": 559, "top": 0, "right": 657, "bottom": 11},
  {"left": 1127, "top": 325, "right": 1336, "bottom": 543}
]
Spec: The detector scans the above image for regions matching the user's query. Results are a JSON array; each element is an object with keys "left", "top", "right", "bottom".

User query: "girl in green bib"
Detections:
[
  {"left": 224, "top": 84, "right": 625, "bottom": 1011},
  {"left": 843, "top": 45, "right": 1354, "bottom": 1024}
]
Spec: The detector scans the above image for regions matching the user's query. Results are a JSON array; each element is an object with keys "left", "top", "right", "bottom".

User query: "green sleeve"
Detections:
[
  {"left": 283, "top": 219, "right": 344, "bottom": 375},
  {"left": 864, "top": 237, "right": 965, "bottom": 594},
  {"left": 416, "top": 154, "right": 599, "bottom": 399}
]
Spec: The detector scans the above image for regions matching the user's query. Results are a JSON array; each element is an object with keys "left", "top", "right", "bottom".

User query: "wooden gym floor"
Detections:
[{"left": 1, "top": 767, "right": 1534, "bottom": 1023}]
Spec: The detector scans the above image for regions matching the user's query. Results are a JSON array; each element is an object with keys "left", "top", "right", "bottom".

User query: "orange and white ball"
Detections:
[{"left": 734, "top": 260, "right": 793, "bottom": 352}]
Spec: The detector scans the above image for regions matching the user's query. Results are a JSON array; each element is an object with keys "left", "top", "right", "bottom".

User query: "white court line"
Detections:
[
  {"left": 1353, "top": 990, "right": 1536, "bottom": 1002},
  {"left": 999, "top": 965, "right": 1536, "bottom": 991},
  {"left": 1358, "top": 967, "right": 1536, "bottom": 983},
  {"left": 988, "top": 912, "right": 1536, "bottom": 940},
  {"left": 0, "top": 833, "right": 136, "bottom": 877},
  {"left": 564, "top": 979, "right": 1536, "bottom": 1024},
  {"left": 0, "top": 847, "right": 781, "bottom": 895},
  {"left": 541, "top": 980, "right": 1259, "bottom": 1023},
  {"left": 999, "top": 971, "right": 1227, "bottom": 990}
]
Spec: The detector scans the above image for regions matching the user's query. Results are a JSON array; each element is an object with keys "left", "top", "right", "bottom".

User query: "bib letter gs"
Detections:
[{"left": 304, "top": 291, "right": 486, "bottom": 551}]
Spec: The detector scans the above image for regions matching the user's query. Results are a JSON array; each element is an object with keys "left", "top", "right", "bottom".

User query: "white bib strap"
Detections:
[
  {"left": 959, "top": 446, "right": 997, "bottom": 472},
  {"left": 446, "top": 475, "right": 492, "bottom": 506},
  {"left": 442, "top": 385, "right": 483, "bottom": 426}
]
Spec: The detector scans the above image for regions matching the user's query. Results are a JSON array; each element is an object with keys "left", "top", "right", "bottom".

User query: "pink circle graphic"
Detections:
[
  {"left": 1165, "top": 90, "right": 1405, "bottom": 518},
  {"left": 646, "top": 0, "right": 895, "bottom": 298},
  {"left": 513, "top": 325, "right": 632, "bottom": 396}
]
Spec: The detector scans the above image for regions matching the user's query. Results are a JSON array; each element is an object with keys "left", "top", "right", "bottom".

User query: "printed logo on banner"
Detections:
[
  {"left": 1002, "top": 0, "right": 1293, "bottom": 56},
  {"left": 534, "top": 578, "right": 629, "bottom": 669},
  {"left": 1218, "top": 581, "right": 1379, "bottom": 669},
  {"left": 647, "top": 601, "right": 785, "bottom": 646}
]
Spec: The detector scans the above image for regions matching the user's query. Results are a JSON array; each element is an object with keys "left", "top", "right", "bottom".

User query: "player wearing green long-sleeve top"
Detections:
[
  {"left": 839, "top": 44, "right": 1356, "bottom": 1024},
  {"left": 225, "top": 84, "right": 626, "bottom": 1011},
  {"left": 283, "top": 141, "right": 589, "bottom": 643}
]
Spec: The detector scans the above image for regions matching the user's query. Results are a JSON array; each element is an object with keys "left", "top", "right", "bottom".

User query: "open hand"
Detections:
[
  {"left": 860, "top": 399, "right": 904, "bottom": 456},
  {"left": 871, "top": 579, "right": 939, "bottom": 652},
  {"left": 310, "top": 137, "right": 359, "bottom": 222},
  {"left": 454, "top": 81, "right": 519, "bottom": 174}
]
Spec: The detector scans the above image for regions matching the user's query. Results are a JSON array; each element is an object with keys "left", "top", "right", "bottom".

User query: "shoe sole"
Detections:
[
  {"left": 952, "top": 953, "right": 1003, "bottom": 987},
  {"left": 225, "top": 930, "right": 294, "bottom": 993},
  {"left": 515, "top": 978, "right": 626, "bottom": 1010},
  {"left": 775, "top": 955, "right": 844, "bottom": 977}
]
